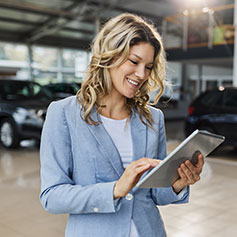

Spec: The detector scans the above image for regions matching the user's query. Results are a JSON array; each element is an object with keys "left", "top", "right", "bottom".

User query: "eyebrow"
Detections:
[{"left": 130, "top": 54, "right": 153, "bottom": 65}]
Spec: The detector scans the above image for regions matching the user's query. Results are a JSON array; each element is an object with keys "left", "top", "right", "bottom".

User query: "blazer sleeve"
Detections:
[
  {"left": 150, "top": 109, "right": 190, "bottom": 205},
  {"left": 40, "top": 101, "right": 121, "bottom": 214}
]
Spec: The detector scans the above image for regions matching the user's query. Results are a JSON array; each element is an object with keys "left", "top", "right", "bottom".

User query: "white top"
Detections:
[{"left": 100, "top": 115, "right": 139, "bottom": 237}]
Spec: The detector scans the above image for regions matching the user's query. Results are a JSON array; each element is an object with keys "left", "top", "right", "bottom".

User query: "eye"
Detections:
[
  {"left": 129, "top": 59, "right": 138, "bottom": 65},
  {"left": 146, "top": 66, "right": 153, "bottom": 71}
]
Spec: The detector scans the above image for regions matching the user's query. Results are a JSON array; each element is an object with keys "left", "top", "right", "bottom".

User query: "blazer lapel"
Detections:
[
  {"left": 130, "top": 111, "right": 147, "bottom": 161},
  {"left": 87, "top": 108, "right": 124, "bottom": 177},
  {"left": 84, "top": 107, "right": 147, "bottom": 176}
]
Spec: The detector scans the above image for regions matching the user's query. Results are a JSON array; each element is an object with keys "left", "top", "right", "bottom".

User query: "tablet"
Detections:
[{"left": 136, "top": 129, "right": 225, "bottom": 188}]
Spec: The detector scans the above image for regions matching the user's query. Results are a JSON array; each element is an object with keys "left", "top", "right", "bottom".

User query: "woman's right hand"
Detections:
[{"left": 113, "top": 158, "right": 161, "bottom": 199}]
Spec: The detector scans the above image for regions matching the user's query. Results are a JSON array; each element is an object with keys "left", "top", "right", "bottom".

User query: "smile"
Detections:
[{"left": 127, "top": 78, "right": 139, "bottom": 87}]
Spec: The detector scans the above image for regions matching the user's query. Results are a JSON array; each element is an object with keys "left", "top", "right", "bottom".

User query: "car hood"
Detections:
[{"left": 14, "top": 99, "right": 53, "bottom": 110}]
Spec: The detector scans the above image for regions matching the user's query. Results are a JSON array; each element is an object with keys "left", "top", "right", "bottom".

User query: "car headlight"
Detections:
[
  {"left": 14, "top": 108, "right": 28, "bottom": 121},
  {"left": 14, "top": 108, "right": 44, "bottom": 123},
  {"left": 28, "top": 109, "right": 44, "bottom": 122},
  {"left": 29, "top": 109, "right": 39, "bottom": 120}
]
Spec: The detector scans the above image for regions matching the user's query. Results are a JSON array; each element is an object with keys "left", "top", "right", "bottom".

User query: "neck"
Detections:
[{"left": 98, "top": 94, "right": 130, "bottom": 120}]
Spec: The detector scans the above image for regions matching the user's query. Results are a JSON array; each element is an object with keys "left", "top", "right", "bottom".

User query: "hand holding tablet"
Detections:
[
  {"left": 172, "top": 152, "right": 204, "bottom": 193},
  {"left": 136, "top": 130, "right": 225, "bottom": 189}
]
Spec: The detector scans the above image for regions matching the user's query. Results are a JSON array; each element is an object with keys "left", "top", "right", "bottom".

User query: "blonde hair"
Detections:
[{"left": 77, "top": 13, "right": 166, "bottom": 126}]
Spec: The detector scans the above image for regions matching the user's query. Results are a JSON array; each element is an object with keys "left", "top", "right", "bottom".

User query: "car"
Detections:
[
  {"left": 43, "top": 82, "right": 81, "bottom": 99},
  {"left": 0, "top": 79, "right": 56, "bottom": 148},
  {"left": 185, "top": 86, "right": 237, "bottom": 148}
]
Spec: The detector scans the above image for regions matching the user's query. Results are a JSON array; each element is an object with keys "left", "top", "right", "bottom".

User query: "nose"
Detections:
[{"left": 134, "top": 65, "right": 146, "bottom": 80}]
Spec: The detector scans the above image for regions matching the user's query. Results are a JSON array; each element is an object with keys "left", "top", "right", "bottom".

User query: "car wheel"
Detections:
[{"left": 0, "top": 119, "right": 20, "bottom": 148}]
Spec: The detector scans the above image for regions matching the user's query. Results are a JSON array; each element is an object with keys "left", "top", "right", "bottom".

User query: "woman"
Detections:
[{"left": 40, "top": 13, "right": 203, "bottom": 237}]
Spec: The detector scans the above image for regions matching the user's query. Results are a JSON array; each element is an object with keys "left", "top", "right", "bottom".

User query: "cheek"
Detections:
[
  {"left": 143, "top": 71, "right": 152, "bottom": 83},
  {"left": 109, "top": 62, "right": 132, "bottom": 84},
  {"left": 119, "top": 62, "right": 133, "bottom": 74},
  {"left": 109, "top": 68, "right": 118, "bottom": 83}
]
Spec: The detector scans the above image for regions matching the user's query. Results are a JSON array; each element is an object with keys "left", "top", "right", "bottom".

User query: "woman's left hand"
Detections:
[{"left": 172, "top": 153, "right": 204, "bottom": 194}]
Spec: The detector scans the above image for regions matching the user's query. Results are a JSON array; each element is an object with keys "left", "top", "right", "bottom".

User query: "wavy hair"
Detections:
[{"left": 77, "top": 13, "right": 166, "bottom": 126}]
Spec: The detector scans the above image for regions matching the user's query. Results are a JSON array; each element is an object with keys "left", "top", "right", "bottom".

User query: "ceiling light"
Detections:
[
  {"left": 202, "top": 7, "right": 209, "bottom": 13},
  {"left": 183, "top": 10, "right": 189, "bottom": 16}
]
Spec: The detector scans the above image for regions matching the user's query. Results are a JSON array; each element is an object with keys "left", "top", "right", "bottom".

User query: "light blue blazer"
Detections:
[{"left": 40, "top": 96, "right": 189, "bottom": 237}]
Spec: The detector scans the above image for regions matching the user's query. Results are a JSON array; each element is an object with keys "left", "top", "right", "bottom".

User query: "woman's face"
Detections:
[{"left": 109, "top": 42, "right": 155, "bottom": 99}]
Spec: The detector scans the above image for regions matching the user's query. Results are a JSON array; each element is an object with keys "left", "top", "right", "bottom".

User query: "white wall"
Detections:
[{"left": 187, "top": 64, "right": 232, "bottom": 81}]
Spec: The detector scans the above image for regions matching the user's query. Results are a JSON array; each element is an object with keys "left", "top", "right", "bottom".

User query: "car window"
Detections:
[
  {"left": 72, "top": 85, "right": 79, "bottom": 94},
  {"left": 0, "top": 81, "right": 53, "bottom": 101},
  {"left": 200, "top": 90, "right": 223, "bottom": 106},
  {"left": 1, "top": 83, "right": 30, "bottom": 100},
  {"left": 223, "top": 90, "right": 237, "bottom": 108},
  {"left": 53, "top": 85, "right": 63, "bottom": 93},
  {"left": 46, "top": 84, "right": 78, "bottom": 94},
  {"left": 32, "top": 83, "right": 41, "bottom": 95},
  {"left": 31, "top": 84, "right": 53, "bottom": 100}
]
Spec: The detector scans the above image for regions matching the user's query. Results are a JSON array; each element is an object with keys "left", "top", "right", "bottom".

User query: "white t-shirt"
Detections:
[{"left": 100, "top": 115, "right": 139, "bottom": 237}]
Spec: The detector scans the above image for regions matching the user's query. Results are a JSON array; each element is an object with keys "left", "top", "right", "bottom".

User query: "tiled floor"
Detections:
[
  {"left": 159, "top": 150, "right": 237, "bottom": 237},
  {"left": 0, "top": 124, "right": 237, "bottom": 237},
  {"left": 0, "top": 146, "right": 67, "bottom": 237}
]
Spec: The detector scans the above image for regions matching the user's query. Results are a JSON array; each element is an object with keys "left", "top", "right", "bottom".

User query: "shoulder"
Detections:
[
  {"left": 147, "top": 105, "right": 164, "bottom": 121},
  {"left": 45, "top": 96, "right": 82, "bottom": 132},
  {"left": 47, "top": 96, "right": 80, "bottom": 113},
  {"left": 49, "top": 95, "right": 79, "bottom": 108},
  {"left": 46, "top": 96, "right": 81, "bottom": 126}
]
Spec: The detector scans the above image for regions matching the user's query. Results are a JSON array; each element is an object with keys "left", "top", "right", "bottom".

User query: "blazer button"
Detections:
[
  {"left": 125, "top": 193, "right": 133, "bottom": 201},
  {"left": 93, "top": 207, "right": 99, "bottom": 212}
]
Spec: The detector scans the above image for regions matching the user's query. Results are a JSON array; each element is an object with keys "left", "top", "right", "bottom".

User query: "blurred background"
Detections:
[{"left": 0, "top": 0, "right": 236, "bottom": 236}]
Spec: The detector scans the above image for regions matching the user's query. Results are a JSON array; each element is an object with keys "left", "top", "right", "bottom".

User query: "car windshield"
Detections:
[
  {"left": 46, "top": 83, "right": 79, "bottom": 94},
  {"left": 0, "top": 81, "right": 54, "bottom": 101}
]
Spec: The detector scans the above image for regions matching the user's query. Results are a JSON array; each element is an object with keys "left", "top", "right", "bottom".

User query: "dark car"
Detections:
[
  {"left": 43, "top": 82, "right": 81, "bottom": 99},
  {"left": 185, "top": 86, "right": 237, "bottom": 148},
  {"left": 0, "top": 79, "right": 55, "bottom": 148}
]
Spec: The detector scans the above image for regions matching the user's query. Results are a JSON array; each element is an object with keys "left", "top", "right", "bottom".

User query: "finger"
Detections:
[
  {"left": 130, "top": 164, "right": 153, "bottom": 184},
  {"left": 140, "top": 158, "right": 161, "bottom": 166},
  {"left": 134, "top": 163, "right": 153, "bottom": 175},
  {"left": 195, "top": 154, "right": 204, "bottom": 170},
  {"left": 182, "top": 163, "right": 201, "bottom": 184},
  {"left": 125, "top": 162, "right": 151, "bottom": 178},
  {"left": 136, "top": 165, "right": 152, "bottom": 180},
  {"left": 180, "top": 164, "right": 195, "bottom": 184},
  {"left": 184, "top": 160, "right": 200, "bottom": 180},
  {"left": 177, "top": 167, "right": 188, "bottom": 182},
  {"left": 131, "top": 158, "right": 160, "bottom": 168}
]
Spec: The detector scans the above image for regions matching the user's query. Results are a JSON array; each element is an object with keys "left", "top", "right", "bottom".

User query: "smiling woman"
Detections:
[
  {"left": 78, "top": 13, "right": 166, "bottom": 125},
  {"left": 40, "top": 13, "right": 204, "bottom": 237},
  {"left": 109, "top": 43, "right": 155, "bottom": 100}
]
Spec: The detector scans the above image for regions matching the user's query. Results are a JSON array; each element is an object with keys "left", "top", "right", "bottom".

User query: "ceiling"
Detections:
[{"left": 0, "top": 0, "right": 234, "bottom": 50}]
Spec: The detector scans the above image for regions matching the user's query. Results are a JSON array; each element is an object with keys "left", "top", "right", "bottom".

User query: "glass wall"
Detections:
[
  {"left": 0, "top": 43, "right": 28, "bottom": 61},
  {"left": 33, "top": 46, "right": 58, "bottom": 69},
  {"left": 0, "top": 42, "right": 90, "bottom": 84}
]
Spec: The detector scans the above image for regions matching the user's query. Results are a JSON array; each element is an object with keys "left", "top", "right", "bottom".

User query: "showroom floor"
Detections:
[{"left": 0, "top": 121, "right": 237, "bottom": 237}]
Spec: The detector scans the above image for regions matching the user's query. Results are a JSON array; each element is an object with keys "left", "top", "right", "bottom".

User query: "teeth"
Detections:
[{"left": 127, "top": 78, "right": 138, "bottom": 86}]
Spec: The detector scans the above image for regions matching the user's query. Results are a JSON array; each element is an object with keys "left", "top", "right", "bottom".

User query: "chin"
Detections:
[
  {"left": 124, "top": 90, "right": 137, "bottom": 99},
  {"left": 125, "top": 93, "right": 136, "bottom": 99}
]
